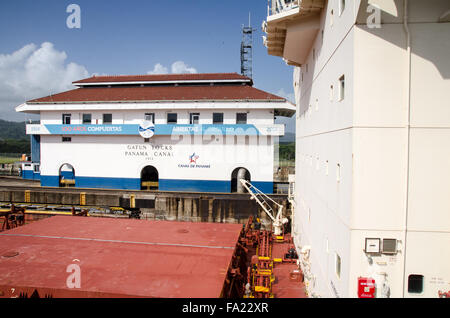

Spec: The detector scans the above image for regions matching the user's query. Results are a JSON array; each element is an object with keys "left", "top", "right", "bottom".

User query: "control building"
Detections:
[{"left": 16, "top": 73, "right": 295, "bottom": 193}]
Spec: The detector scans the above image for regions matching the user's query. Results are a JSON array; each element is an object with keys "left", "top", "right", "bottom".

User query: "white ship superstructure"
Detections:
[{"left": 264, "top": 0, "right": 450, "bottom": 297}]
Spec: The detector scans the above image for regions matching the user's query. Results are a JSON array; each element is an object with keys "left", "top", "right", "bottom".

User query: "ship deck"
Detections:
[
  {"left": 271, "top": 240, "right": 307, "bottom": 298},
  {"left": 0, "top": 216, "right": 242, "bottom": 298}
]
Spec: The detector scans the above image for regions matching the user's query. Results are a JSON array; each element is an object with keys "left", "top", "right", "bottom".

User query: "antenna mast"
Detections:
[{"left": 241, "top": 12, "right": 256, "bottom": 79}]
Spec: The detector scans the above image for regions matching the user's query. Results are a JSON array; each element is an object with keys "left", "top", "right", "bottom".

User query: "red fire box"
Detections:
[{"left": 358, "top": 277, "right": 376, "bottom": 298}]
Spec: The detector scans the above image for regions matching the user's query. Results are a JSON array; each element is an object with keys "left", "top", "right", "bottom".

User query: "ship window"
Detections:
[
  {"left": 82, "top": 113, "right": 92, "bottom": 124},
  {"left": 335, "top": 253, "right": 341, "bottom": 278},
  {"left": 339, "top": 75, "right": 345, "bottom": 101},
  {"left": 167, "top": 113, "right": 177, "bottom": 124},
  {"left": 339, "top": 0, "right": 345, "bottom": 16},
  {"left": 103, "top": 114, "right": 112, "bottom": 124},
  {"left": 236, "top": 113, "right": 247, "bottom": 124},
  {"left": 145, "top": 113, "right": 155, "bottom": 124},
  {"left": 408, "top": 275, "right": 424, "bottom": 294},
  {"left": 190, "top": 113, "right": 200, "bottom": 125},
  {"left": 213, "top": 113, "right": 224, "bottom": 124},
  {"left": 62, "top": 114, "right": 71, "bottom": 125}
]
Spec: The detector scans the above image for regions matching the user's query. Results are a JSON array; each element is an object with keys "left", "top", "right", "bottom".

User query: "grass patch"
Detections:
[{"left": 0, "top": 156, "right": 20, "bottom": 164}]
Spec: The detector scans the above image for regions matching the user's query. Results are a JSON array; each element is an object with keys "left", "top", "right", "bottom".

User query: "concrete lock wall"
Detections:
[{"left": 0, "top": 188, "right": 289, "bottom": 228}]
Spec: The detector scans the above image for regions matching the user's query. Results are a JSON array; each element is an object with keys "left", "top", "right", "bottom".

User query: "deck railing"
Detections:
[{"left": 268, "top": 0, "right": 299, "bottom": 17}]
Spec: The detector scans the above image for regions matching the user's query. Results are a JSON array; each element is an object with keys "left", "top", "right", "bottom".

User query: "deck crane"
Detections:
[{"left": 239, "top": 179, "right": 288, "bottom": 236}]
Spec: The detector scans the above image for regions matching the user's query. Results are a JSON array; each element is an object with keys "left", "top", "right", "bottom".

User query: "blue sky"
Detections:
[{"left": 0, "top": 0, "right": 295, "bottom": 131}]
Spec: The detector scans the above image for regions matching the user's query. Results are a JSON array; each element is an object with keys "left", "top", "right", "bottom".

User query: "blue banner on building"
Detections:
[{"left": 40, "top": 124, "right": 272, "bottom": 136}]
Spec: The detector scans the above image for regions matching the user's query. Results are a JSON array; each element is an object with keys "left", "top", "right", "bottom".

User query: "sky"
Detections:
[{"left": 0, "top": 0, "right": 295, "bottom": 132}]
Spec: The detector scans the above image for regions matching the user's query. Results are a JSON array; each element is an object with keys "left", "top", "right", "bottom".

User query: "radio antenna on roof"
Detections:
[{"left": 241, "top": 12, "right": 256, "bottom": 79}]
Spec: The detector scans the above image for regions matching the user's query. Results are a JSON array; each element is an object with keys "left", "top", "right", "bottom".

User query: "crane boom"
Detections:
[{"left": 239, "top": 179, "right": 287, "bottom": 235}]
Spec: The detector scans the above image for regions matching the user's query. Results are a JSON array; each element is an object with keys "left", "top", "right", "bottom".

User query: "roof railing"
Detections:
[{"left": 267, "top": 0, "right": 299, "bottom": 17}]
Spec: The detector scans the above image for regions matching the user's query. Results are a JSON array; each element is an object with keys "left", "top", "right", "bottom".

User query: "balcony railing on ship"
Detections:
[{"left": 268, "top": 0, "right": 299, "bottom": 16}]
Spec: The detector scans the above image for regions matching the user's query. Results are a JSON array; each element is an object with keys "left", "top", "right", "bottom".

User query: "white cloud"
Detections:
[
  {"left": 0, "top": 42, "right": 89, "bottom": 120},
  {"left": 171, "top": 61, "right": 197, "bottom": 74},
  {"left": 147, "top": 61, "right": 197, "bottom": 75},
  {"left": 147, "top": 63, "right": 168, "bottom": 75}
]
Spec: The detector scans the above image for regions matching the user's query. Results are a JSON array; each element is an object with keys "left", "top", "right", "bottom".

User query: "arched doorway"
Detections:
[
  {"left": 231, "top": 167, "right": 250, "bottom": 193},
  {"left": 59, "top": 163, "right": 75, "bottom": 187},
  {"left": 141, "top": 166, "right": 159, "bottom": 190}
]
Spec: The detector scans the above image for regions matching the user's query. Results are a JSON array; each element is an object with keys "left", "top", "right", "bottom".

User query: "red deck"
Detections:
[
  {"left": 271, "top": 241, "right": 307, "bottom": 298},
  {"left": 0, "top": 216, "right": 242, "bottom": 298}
]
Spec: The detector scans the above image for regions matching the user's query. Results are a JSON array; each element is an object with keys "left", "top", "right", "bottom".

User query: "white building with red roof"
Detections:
[{"left": 16, "top": 73, "right": 295, "bottom": 193}]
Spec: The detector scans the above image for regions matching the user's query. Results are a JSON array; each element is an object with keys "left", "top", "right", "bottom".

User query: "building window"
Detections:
[
  {"left": 408, "top": 275, "right": 424, "bottom": 294},
  {"left": 167, "top": 113, "right": 177, "bottom": 124},
  {"left": 190, "top": 113, "right": 200, "bottom": 125},
  {"left": 62, "top": 114, "right": 71, "bottom": 125},
  {"left": 339, "top": 0, "right": 345, "bottom": 16},
  {"left": 62, "top": 137, "right": 72, "bottom": 142},
  {"left": 330, "top": 9, "right": 334, "bottom": 26},
  {"left": 339, "top": 75, "right": 345, "bottom": 101},
  {"left": 330, "top": 85, "right": 334, "bottom": 101},
  {"left": 236, "top": 113, "right": 247, "bottom": 124},
  {"left": 337, "top": 164, "right": 341, "bottom": 182},
  {"left": 82, "top": 114, "right": 92, "bottom": 124},
  {"left": 213, "top": 112, "right": 224, "bottom": 124},
  {"left": 335, "top": 253, "right": 341, "bottom": 279},
  {"left": 103, "top": 114, "right": 112, "bottom": 124},
  {"left": 145, "top": 113, "right": 155, "bottom": 124},
  {"left": 144, "top": 138, "right": 150, "bottom": 143}
]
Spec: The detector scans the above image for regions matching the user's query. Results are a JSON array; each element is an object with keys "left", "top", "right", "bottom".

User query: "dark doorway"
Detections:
[
  {"left": 59, "top": 164, "right": 75, "bottom": 187},
  {"left": 141, "top": 166, "right": 159, "bottom": 190},
  {"left": 231, "top": 167, "right": 250, "bottom": 193}
]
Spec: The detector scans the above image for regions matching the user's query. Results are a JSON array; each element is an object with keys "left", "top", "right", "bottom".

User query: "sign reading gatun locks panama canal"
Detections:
[{"left": 124, "top": 144, "right": 174, "bottom": 159}]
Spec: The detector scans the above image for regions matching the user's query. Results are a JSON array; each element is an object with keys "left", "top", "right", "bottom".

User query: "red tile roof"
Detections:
[
  {"left": 73, "top": 73, "right": 252, "bottom": 85},
  {"left": 28, "top": 84, "right": 286, "bottom": 103}
]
